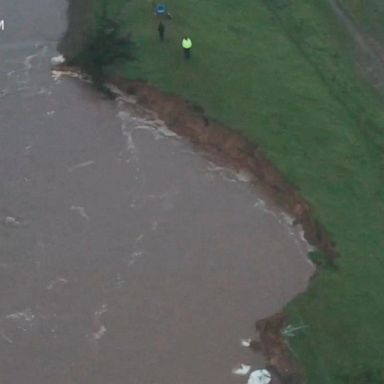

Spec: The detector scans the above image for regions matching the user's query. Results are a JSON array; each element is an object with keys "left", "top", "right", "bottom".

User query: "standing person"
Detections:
[
  {"left": 158, "top": 21, "right": 165, "bottom": 41},
  {"left": 182, "top": 37, "right": 192, "bottom": 59}
]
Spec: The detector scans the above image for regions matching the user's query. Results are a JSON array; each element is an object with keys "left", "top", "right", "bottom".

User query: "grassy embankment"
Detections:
[{"left": 78, "top": 0, "right": 384, "bottom": 382}]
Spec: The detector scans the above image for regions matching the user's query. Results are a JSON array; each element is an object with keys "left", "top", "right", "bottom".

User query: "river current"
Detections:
[{"left": 0, "top": 1, "right": 314, "bottom": 383}]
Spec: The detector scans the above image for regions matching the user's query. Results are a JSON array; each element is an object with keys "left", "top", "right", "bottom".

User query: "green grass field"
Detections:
[{"left": 79, "top": 0, "right": 384, "bottom": 381}]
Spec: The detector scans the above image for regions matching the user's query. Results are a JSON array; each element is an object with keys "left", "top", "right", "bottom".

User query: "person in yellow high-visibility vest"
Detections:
[{"left": 182, "top": 37, "right": 192, "bottom": 59}]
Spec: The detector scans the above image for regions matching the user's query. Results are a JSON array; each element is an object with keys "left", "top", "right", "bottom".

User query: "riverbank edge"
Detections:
[
  {"left": 56, "top": 63, "right": 336, "bottom": 382},
  {"left": 59, "top": 0, "right": 337, "bottom": 381},
  {"left": 111, "top": 76, "right": 337, "bottom": 383}
]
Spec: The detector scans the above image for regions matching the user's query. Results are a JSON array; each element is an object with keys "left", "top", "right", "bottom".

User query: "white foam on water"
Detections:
[
  {"left": 253, "top": 200, "right": 279, "bottom": 219},
  {"left": 135, "top": 234, "right": 144, "bottom": 243},
  {"left": 107, "top": 84, "right": 137, "bottom": 104},
  {"left": 276, "top": 212, "right": 314, "bottom": 260},
  {"left": 206, "top": 162, "right": 253, "bottom": 184},
  {"left": 276, "top": 210, "right": 315, "bottom": 256},
  {"left": 24, "top": 53, "right": 38, "bottom": 71},
  {"left": 232, "top": 364, "right": 251, "bottom": 376},
  {"left": 114, "top": 89, "right": 181, "bottom": 151},
  {"left": 123, "top": 130, "right": 137, "bottom": 155},
  {"left": 117, "top": 111, "right": 178, "bottom": 157},
  {"left": 298, "top": 226, "right": 316, "bottom": 254},
  {"left": 89, "top": 304, "right": 108, "bottom": 340},
  {"left": 151, "top": 220, "right": 159, "bottom": 231},
  {"left": 22, "top": 46, "right": 47, "bottom": 82},
  {"left": 5, "top": 48, "right": 53, "bottom": 98},
  {"left": 46, "top": 277, "right": 68, "bottom": 290},
  {"left": 95, "top": 303, "right": 108, "bottom": 318},
  {"left": 280, "top": 212, "right": 295, "bottom": 226},
  {"left": 24, "top": 145, "right": 33, "bottom": 155},
  {"left": 37, "top": 87, "right": 52, "bottom": 96},
  {"left": 236, "top": 170, "right": 253, "bottom": 183},
  {"left": 127, "top": 250, "right": 144, "bottom": 268},
  {"left": 152, "top": 125, "right": 179, "bottom": 139},
  {"left": 131, "top": 250, "right": 144, "bottom": 259},
  {"left": 117, "top": 112, "right": 139, "bottom": 157},
  {"left": 50, "top": 54, "right": 66, "bottom": 65},
  {"left": 253, "top": 198, "right": 266, "bottom": 209},
  {"left": 114, "top": 273, "right": 125, "bottom": 289},
  {"left": 93, "top": 325, "right": 107, "bottom": 340},
  {"left": 241, "top": 338, "right": 252, "bottom": 347},
  {"left": 68, "top": 160, "right": 95, "bottom": 173},
  {"left": 6, "top": 308, "right": 35, "bottom": 322},
  {"left": 132, "top": 123, "right": 179, "bottom": 140},
  {"left": 117, "top": 90, "right": 314, "bottom": 268},
  {"left": 70, "top": 205, "right": 90, "bottom": 222},
  {"left": 0, "top": 88, "right": 10, "bottom": 98},
  {"left": 0, "top": 329, "right": 14, "bottom": 344},
  {"left": 4, "top": 216, "right": 21, "bottom": 226},
  {"left": 117, "top": 110, "right": 131, "bottom": 122}
]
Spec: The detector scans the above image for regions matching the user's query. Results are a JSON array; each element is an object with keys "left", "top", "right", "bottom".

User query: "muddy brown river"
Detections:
[{"left": 0, "top": 1, "right": 314, "bottom": 383}]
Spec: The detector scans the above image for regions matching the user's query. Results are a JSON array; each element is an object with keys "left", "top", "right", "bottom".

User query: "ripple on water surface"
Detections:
[{"left": 0, "top": 3, "right": 314, "bottom": 383}]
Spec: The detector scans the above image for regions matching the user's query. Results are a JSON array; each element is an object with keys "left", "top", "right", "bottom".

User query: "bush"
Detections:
[{"left": 70, "top": 3, "right": 134, "bottom": 88}]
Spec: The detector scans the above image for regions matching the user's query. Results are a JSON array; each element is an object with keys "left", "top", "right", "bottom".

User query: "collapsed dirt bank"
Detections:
[
  {"left": 59, "top": 2, "right": 336, "bottom": 380},
  {"left": 115, "top": 79, "right": 338, "bottom": 258},
  {"left": 59, "top": 0, "right": 338, "bottom": 263},
  {"left": 55, "top": 62, "right": 326, "bottom": 381},
  {"left": 109, "top": 77, "right": 338, "bottom": 382}
]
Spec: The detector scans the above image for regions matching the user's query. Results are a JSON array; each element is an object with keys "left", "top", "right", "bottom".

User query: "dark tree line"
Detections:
[{"left": 70, "top": 4, "right": 134, "bottom": 89}]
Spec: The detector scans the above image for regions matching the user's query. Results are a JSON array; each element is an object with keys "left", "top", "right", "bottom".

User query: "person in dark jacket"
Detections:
[{"left": 158, "top": 21, "right": 165, "bottom": 41}]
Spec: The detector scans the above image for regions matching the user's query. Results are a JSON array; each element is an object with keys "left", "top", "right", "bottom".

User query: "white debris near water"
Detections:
[
  {"left": 240, "top": 338, "right": 252, "bottom": 347},
  {"left": 232, "top": 364, "right": 251, "bottom": 376},
  {"left": 247, "top": 369, "right": 272, "bottom": 384},
  {"left": 51, "top": 68, "right": 85, "bottom": 82},
  {"left": 50, "top": 54, "right": 66, "bottom": 65}
]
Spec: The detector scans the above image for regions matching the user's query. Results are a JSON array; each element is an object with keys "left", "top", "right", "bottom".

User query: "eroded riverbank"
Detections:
[{"left": 1, "top": 0, "right": 316, "bottom": 383}]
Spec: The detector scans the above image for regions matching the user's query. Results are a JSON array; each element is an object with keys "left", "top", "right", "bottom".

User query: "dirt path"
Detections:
[{"left": 327, "top": 0, "right": 384, "bottom": 96}]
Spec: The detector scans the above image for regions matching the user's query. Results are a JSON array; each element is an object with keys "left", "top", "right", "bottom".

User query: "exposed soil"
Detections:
[
  {"left": 113, "top": 78, "right": 339, "bottom": 262},
  {"left": 255, "top": 314, "right": 302, "bottom": 384},
  {"left": 108, "top": 76, "right": 336, "bottom": 383},
  {"left": 54, "top": 65, "right": 316, "bottom": 383},
  {"left": 57, "top": 1, "right": 355, "bottom": 382},
  {"left": 109, "top": 4, "right": 384, "bottom": 377}
]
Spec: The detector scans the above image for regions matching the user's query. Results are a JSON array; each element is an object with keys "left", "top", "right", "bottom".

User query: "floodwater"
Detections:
[{"left": 0, "top": 1, "right": 314, "bottom": 383}]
